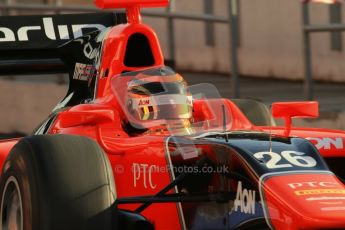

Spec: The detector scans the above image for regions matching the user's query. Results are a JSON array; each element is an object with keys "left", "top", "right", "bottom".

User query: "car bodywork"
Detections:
[{"left": 0, "top": 0, "right": 345, "bottom": 229}]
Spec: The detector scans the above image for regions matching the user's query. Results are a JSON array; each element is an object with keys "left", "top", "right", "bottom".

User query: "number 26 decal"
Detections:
[{"left": 253, "top": 151, "right": 317, "bottom": 169}]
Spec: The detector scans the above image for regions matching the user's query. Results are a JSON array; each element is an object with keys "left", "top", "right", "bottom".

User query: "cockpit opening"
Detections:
[{"left": 124, "top": 33, "right": 155, "bottom": 67}]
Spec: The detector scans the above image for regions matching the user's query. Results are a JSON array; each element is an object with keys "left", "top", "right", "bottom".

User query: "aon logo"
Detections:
[{"left": 234, "top": 181, "right": 256, "bottom": 215}]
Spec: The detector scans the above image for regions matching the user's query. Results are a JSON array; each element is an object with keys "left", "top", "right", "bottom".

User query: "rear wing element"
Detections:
[{"left": 0, "top": 13, "right": 126, "bottom": 75}]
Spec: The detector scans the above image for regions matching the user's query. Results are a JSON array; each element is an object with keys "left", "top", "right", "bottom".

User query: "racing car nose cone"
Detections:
[{"left": 261, "top": 173, "right": 345, "bottom": 230}]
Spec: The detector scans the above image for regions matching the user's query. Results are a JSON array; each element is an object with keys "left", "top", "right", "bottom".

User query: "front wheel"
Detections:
[
  {"left": 0, "top": 134, "right": 116, "bottom": 230},
  {"left": 1, "top": 175, "right": 23, "bottom": 230}
]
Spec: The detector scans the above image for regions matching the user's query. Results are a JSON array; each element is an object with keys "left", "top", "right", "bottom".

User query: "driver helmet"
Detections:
[{"left": 125, "top": 67, "right": 193, "bottom": 135}]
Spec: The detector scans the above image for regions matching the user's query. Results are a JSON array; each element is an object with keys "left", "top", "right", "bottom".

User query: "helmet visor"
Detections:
[{"left": 129, "top": 94, "right": 192, "bottom": 120}]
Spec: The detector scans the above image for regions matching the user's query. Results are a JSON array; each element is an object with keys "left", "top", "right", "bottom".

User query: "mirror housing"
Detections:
[
  {"left": 272, "top": 101, "right": 319, "bottom": 136},
  {"left": 59, "top": 105, "right": 126, "bottom": 155}
]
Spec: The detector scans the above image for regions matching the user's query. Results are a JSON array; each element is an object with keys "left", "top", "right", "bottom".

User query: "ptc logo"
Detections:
[
  {"left": 0, "top": 17, "right": 105, "bottom": 42},
  {"left": 288, "top": 181, "right": 339, "bottom": 189}
]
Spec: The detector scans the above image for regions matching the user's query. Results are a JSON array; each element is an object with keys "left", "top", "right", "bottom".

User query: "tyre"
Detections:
[{"left": 0, "top": 134, "right": 116, "bottom": 230}]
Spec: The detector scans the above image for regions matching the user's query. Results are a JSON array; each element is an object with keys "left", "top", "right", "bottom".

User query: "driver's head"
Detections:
[{"left": 125, "top": 68, "right": 193, "bottom": 135}]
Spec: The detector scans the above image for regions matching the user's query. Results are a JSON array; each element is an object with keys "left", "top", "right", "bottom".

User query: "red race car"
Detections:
[{"left": 0, "top": 0, "right": 345, "bottom": 229}]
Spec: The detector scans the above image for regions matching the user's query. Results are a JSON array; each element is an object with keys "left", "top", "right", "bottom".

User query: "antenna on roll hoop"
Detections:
[{"left": 94, "top": 0, "right": 170, "bottom": 24}]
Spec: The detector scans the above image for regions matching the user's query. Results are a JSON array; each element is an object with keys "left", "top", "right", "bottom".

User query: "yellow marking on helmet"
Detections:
[
  {"left": 184, "top": 120, "right": 192, "bottom": 135},
  {"left": 142, "top": 106, "right": 150, "bottom": 120}
]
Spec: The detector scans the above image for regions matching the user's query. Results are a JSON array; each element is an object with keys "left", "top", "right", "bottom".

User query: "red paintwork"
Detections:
[
  {"left": 272, "top": 101, "right": 319, "bottom": 119},
  {"left": 94, "top": 0, "right": 169, "bottom": 9},
  {"left": 260, "top": 126, "right": 345, "bottom": 158},
  {"left": 0, "top": 139, "right": 19, "bottom": 173},
  {"left": 272, "top": 101, "right": 319, "bottom": 136},
  {"left": 262, "top": 173, "right": 345, "bottom": 230},
  {"left": 0, "top": 1, "right": 344, "bottom": 229},
  {"left": 96, "top": 23, "right": 164, "bottom": 98},
  {"left": 52, "top": 106, "right": 183, "bottom": 229},
  {"left": 262, "top": 101, "right": 345, "bottom": 158}
]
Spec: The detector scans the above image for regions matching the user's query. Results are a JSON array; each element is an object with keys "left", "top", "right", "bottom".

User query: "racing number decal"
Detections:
[
  {"left": 254, "top": 151, "right": 291, "bottom": 169},
  {"left": 281, "top": 151, "right": 317, "bottom": 168},
  {"left": 254, "top": 151, "right": 317, "bottom": 169}
]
